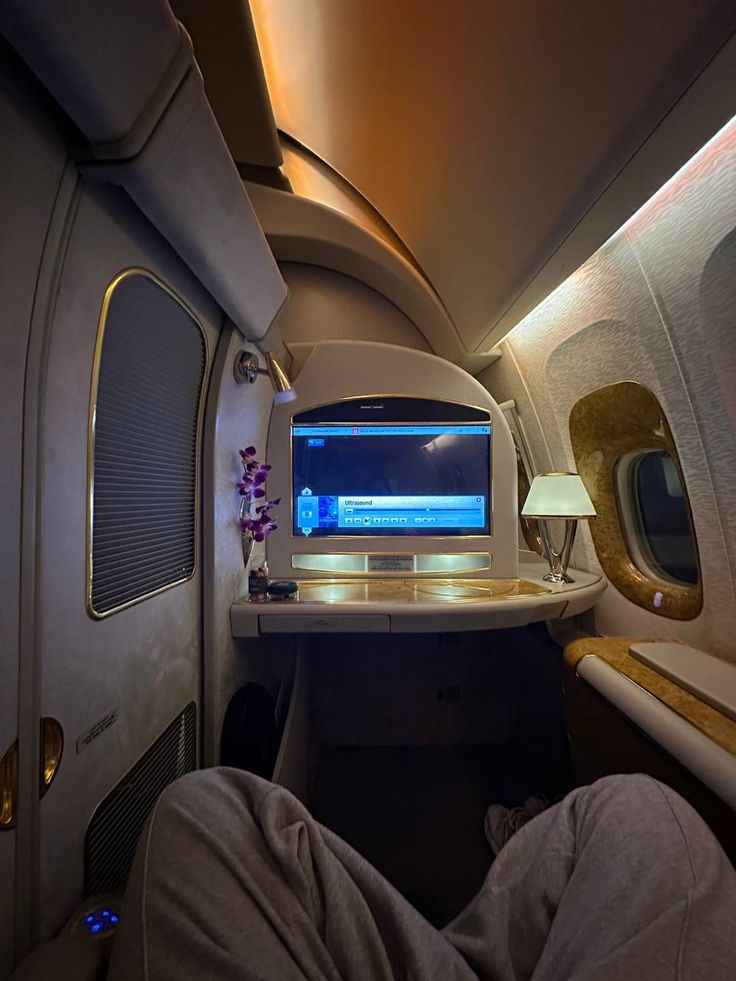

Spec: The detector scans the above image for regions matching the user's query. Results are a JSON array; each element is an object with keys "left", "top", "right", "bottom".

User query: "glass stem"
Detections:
[{"left": 539, "top": 519, "right": 577, "bottom": 581}]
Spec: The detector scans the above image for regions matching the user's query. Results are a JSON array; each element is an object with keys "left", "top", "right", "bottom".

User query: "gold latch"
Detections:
[
  {"left": 0, "top": 740, "right": 18, "bottom": 830},
  {"left": 41, "top": 718, "right": 63, "bottom": 796},
  {"left": 0, "top": 720, "right": 63, "bottom": 828}
]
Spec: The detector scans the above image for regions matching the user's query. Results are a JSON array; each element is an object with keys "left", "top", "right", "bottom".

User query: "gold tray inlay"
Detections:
[{"left": 292, "top": 578, "right": 548, "bottom": 605}]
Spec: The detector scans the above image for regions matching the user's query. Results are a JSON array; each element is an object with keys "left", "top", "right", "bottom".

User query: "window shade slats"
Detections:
[{"left": 90, "top": 273, "right": 206, "bottom": 616}]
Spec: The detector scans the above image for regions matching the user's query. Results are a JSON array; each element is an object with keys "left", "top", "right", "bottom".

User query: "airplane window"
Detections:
[{"left": 615, "top": 449, "right": 699, "bottom": 587}]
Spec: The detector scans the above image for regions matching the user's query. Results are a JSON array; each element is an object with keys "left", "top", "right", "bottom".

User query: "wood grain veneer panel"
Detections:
[{"left": 564, "top": 637, "right": 736, "bottom": 756}]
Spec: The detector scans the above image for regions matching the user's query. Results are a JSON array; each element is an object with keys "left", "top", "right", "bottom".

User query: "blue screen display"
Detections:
[{"left": 292, "top": 424, "right": 491, "bottom": 537}]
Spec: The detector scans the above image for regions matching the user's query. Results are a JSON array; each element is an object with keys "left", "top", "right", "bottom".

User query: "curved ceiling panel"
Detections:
[{"left": 251, "top": 0, "right": 736, "bottom": 351}]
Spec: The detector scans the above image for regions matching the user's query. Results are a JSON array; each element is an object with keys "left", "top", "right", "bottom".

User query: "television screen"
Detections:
[{"left": 292, "top": 422, "right": 491, "bottom": 537}]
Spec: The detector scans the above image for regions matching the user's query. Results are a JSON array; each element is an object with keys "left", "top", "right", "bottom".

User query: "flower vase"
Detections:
[
  {"left": 241, "top": 529, "right": 254, "bottom": 570},
  {"left": 239, "top": 499, "right": 254, "bottom": 570}
]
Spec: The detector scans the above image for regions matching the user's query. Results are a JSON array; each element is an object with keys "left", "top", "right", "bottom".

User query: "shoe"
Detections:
[{"left": 484, "top": 796, "right": 547, "bottom": 856}]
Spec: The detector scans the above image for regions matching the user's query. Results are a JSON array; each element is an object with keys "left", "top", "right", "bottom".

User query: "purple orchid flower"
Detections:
[{"left": 237, "top": 447, "right": 279, "bottom": 541}]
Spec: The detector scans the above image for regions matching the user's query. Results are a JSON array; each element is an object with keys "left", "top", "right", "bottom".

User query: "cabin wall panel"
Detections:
[
  {"left": 34, "top": 182, "right": 221, "bottom": 940},
  {"left": 0, "top": 46, "right": 69, "bottom": 977},
  {"left": 481, "top": 123, "right": 736, "bottom": 662},
  {"left": 625, "top": 128, "right": 736, "bottom": 615},
  {"left": 277, "top": 262, "right": 431, "bottom": 353}
]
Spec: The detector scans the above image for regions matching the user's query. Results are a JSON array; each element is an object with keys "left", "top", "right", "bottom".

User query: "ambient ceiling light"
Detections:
[
  {"left": 522, "top": 472, "right": 596, "bottom": 583},
  {"left": 498, "top": 114, "right": 736, "bottom": 352},
  {"left": 233, "top": 349, "right": 298, "bottom": 404}
]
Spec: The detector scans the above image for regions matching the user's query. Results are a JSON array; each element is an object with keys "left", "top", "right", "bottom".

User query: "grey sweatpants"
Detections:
[{"left": 108, "top": 769, "right": 736, "bottom": 980}]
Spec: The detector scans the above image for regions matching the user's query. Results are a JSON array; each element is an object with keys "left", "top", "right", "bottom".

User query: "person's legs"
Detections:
[
  {"left": 444, "top": 773, "right": 736, "bottom": 981},
  {"left": 110, "top": 769, "right": 736, "bottom": 981},
  {"left": 107, "top": 767, "right": 475, "bottom": 981}
]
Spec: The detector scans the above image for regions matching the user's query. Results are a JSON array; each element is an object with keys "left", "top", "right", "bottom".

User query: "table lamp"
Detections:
[{"left": 521, "top": 472, "right": 596, "bottom": 583}]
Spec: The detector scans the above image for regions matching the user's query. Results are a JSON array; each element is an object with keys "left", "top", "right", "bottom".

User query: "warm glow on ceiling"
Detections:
[{"left": 249, "top": 1, "right": 735, "bottom": 355}]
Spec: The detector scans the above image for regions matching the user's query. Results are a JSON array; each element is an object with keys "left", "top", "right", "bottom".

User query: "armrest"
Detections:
[
  {"left": 9, "top": 935, "right": 109, "bottom": 981},
  {"left": 576, "top": 654, "right": 736, "bottom": 810}
]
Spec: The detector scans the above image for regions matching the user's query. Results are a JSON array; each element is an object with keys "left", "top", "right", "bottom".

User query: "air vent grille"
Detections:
[
  {"left": 85, "top": 702, "right": 196, "bottom": 895},
  {"left": 90, "top": 271, "right": 206, "bottom": 616}
]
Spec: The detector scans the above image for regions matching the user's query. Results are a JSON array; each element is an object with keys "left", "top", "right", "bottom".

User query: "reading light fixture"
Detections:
[
  {"left": 522, "top": 472, "right": 596, "bottom": 583},
  {"left": 234, "top": 349, "right": 298, "bottom": 404}
]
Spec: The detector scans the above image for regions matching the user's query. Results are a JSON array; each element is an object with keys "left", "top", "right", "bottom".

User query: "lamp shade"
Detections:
[{"left": 522, "top": 473, "right": 596, "bottom": 519}]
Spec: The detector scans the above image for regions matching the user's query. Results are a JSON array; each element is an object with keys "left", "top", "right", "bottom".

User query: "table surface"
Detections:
[
  {"left": 231, "top": 560, "right": 606, "bottom": 635},
  {"left": 281, "top": 577, "right": 550, "bottom": 604}
]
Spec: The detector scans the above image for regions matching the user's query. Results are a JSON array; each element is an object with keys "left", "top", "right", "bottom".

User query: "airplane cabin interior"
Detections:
[{"left": 1, "top": 2, "right": 736, "bottom": 978}]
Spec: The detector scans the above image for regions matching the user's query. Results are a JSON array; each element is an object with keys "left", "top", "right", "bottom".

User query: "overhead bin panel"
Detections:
[
  {"left": 0, "top": 0, "right": 180, "bottom": 147},
  {"left": 0, "top": 0, "right": 287, "bottom": 341},
  {"left": 171, "top": 0, "right": 283, "bottom": 169},
  {"left": 251, "top": 0, "right": 736, "bottom": 350}
]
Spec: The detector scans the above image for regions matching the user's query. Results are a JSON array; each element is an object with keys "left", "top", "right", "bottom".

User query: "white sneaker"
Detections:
[{"left": 484, "top": 796, "right": 547, "bottom": 856}]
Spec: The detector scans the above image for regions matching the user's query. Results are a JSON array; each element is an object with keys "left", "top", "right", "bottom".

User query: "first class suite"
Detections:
[{"left": 1, "top": 2, "right": 736, "bottom": 979}]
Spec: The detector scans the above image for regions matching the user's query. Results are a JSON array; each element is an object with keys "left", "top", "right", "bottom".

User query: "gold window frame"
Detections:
[{"left": 569, "top": 381, "right": 702, "bottom": 620}]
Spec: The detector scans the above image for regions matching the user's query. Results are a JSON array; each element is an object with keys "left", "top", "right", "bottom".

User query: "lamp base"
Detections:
[
  {"left": 543, "top": 570, "right": 575, "bottom": 584},
  {"left": 538, "top": 518, "right": 579, "bottom": 585}
]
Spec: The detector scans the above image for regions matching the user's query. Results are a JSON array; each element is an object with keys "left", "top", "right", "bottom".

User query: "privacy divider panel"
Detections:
[{"left": 89, "top": 270, "right": 206, "bottom": 617}]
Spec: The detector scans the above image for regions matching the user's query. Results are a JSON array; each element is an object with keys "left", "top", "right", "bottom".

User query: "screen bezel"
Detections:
[{"left": 290, "top": 396, "right": 492, "bottom": 540}]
